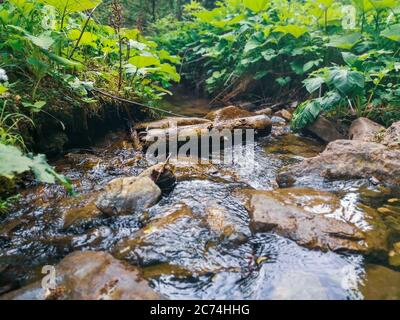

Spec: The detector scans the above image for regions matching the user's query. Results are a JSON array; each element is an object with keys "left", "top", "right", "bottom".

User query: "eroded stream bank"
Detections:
[{"left": 1, "top": 94, "right": 400, "bottom": 300}]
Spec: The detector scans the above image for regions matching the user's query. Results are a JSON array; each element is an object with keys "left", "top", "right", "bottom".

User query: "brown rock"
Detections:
[
  {"left": 277, "top": 140, "right": 400, "bottom": 187},
  {"left": 255, "top": 107, "right": 273, "bottom": 116},
  {"left": 205, "top": 106, "right": 253, "bottom": 121},
  {"left": 382, "top": 121, "right": 400, "bottom": 148},
  {"left": 205, "top": 204, "right": 235, "bottom": 238},
  {"left": 361, "top": 264, "right": 400, "bottom": 300},
  {"left": 305, "top": 116, "right": 345, "bottom": 143},
  {"left": 0, "top": 251, "right": 162, "bottom": 300},
  {"left": 238, "top": 189, "right": 366, "bottom": 252},
  {"left": 274, "top": 109, "right": 292, "bottom": 122},
  {"left": 349, "top": 118, "right": 385, "bottom": 142},
  {"left": 95, "top": 176, "right": 162, "bottom": 216},
  {"left": 63, "top": 203, "right": 102, "bottom": 229}
]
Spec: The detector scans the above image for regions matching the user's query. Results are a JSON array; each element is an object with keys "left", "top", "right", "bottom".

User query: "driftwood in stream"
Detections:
[{"left": 135, "top": 115, "right": 272, "bottom": 148}]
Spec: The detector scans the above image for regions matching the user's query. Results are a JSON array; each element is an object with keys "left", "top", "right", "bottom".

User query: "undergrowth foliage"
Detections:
[
  {"left": 152, "top": 0, "right": 400, "bottom": 128},
  {"left": 0, "top": 0, "right": 181, "bottom": 205}
]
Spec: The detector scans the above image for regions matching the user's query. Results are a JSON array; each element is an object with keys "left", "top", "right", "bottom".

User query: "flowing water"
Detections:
[{"left": 1, "top": 95, "right": 400, "bottom": 300}]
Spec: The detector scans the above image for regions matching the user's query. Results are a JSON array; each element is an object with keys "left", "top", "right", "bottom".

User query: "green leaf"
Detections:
[
  {"left": 25, "top": 33, "right": 54, "bottom": 50},
  {"left": 39, "top": 0, "right": 102, "bottom": 14},
  {"left": 342, "top": 52, "right": 359, "bottom": 66},
  {"left": 243, "top": 0, "right": 270, "bottom": 13},
  {"left": 129, "top": 55, "right": 160, "bottom": 68},
  {"left": 0, "top": 143, "right": 73, "bottom": 193},
  {"left": 0, "top": 84, "right": 7, "bottom": 95},
  {"left": 304, "top": 76, "right": 325, "bottom": 93},
  {"left": 327, "top": 33, "right": 362, "bottom": 50},
  {"left": 368, "top": 0, "right": 398, "bottom": 10},
  {"left": 274, "top": 25, "right": 309, "bottom": 39},
  {"left": 381, "top": 24, "right": 400, "bottom": 42},
  {"left": 291, "top": 100, "right": 322, "bottom": 131},
  {"left": 158, "top": 63, "right": 181, "bottom": 82},
  {"left": 329, "top": 68, "right": 365, "bottom": 96}
]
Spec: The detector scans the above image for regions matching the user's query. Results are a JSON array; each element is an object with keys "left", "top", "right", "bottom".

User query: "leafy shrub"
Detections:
[{"left": 153, "top": 0, "right": 400, "bottom": 128}]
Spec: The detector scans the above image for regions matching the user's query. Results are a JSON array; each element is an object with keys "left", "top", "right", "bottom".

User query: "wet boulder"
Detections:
[
  {"left": 349, "top": 118, "right": 385, "bottom": 143},
  {"left": 95, "top": 176, "right": 162, "bottom": 216},
  {"left": 305, "top": 116, "right": 345, "bottom": 143},
  {"left": 237, "top": 189, "right": 366, "bottom": 252},
  {"left": 0, "top": 251, "right": 162, "bottom": 300},
  {"left": 277, "top": 140, "right": 400, "bottom": 187},
  {"left": 382, "top": 121, "right": 400, "bottom": 148},
  {"left": 205, "top": 106, "right": 253, "bottom": 121}
]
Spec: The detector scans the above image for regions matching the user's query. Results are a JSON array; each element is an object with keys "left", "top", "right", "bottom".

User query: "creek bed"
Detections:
[{"left": 1, "top": 97, "right": 400, "bottom": 300}]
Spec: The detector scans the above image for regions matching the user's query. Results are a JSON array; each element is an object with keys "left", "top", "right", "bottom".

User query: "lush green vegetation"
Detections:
[
  {"left": 0, "top": 0, "right": 181, "bottom": 208},
  {"left": 153, "top": 0, "right": 400, "bottom": 128}
]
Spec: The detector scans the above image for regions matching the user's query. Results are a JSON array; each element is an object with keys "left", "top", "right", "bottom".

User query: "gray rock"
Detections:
[{"left": 277, "top": 140, "right": 400, "bottom": 187}]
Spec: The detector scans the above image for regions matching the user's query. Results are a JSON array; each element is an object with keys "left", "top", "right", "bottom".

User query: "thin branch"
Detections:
[{"left": 92, "top": 88, "right": 188, "bottom": 118}]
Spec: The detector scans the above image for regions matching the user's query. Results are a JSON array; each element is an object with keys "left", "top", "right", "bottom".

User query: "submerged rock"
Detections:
[
  {"left": 277, "top": 140, "right": 400, "bottom": 187},
  {"left": 205, "top": 106, "right": 253, "bottom": 121},
  {"left": 264, "top": 134, "right": 325, "bottom": 159},
  {"left": 95, "top": 176, "right": 162, "bottom": 216},
  {"left": 63, "top": 202, "right": 103, "bottom": 229},
  {"left": 349, "top": 118, "right": 385, "bottom": 143},
  {"left": 305, "top": 116, "right": 345, "bottom": 143},
  {"left": 114, "top": 203, "right": 194, "bottom": 258},
  {"left": 382, "top": 121, "right": 400, "bottom": 148},
  {"left": 237, "top": 189, "right": 366, "bottom": 252},
  {"left": 0, "top": 251, "right": 162, "bottom": 300},
  {"left": 361, "top": 264, "right": 400, "bottom": 300}
]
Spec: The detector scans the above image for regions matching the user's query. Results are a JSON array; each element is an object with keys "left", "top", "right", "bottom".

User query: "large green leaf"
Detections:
[
  {"left": 39, "top": 0, "right": 102, "bottom": 14},
  {"left": 129, "top": 55, "right": 160, "bottom": 68},
  {"left": 327, "top": 33, "right": 362, "bottom": 50},
  {"left": 274, "top": 25, "right": 309, "bottom": 39},
  {"left": 381, "top": 24, "right": 400, "bottom": 42},
  {"left": 0, "top": 143, "right": 73, "bottom": 193},
  {"left": 7, "top": 26, "right": 54, "bottom": 50},
  {"left": 243, "top": 0, "right": 270, "bottom": 13},
  {"left": 368, "top": 0, "right": 398, "bottom": 10},
  {"left": 291, "top": 92, "right": 342, "bottom": 130},
  {"left": 329, "top": 68, "right": 365, "bottom": 96}
]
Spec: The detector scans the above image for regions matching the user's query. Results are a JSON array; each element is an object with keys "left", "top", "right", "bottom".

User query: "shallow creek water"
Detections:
[{"left": 1, "top": 96, "right": 400, "bottom": 300}]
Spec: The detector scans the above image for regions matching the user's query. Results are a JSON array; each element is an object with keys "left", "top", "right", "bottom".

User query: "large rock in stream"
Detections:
[
  {"left": 277, "top": 140, "right": 400, "bottom": 187},
  {"left": 237, "top": 188, "right": 366, "bottom": 252},
  {"left": 205, "top": 106, "right": 253, "bottom": 121},
  {"left": 95, "top": 164, "right": 176, "bottom": 216},
  {"left": 382, "top": 121, "right": 400, "bottom": 148},
  {"left": 0, "top": 251, "right": 162, "bottom": 300},
  {"left": 349, "top": 117, "right": 385, "bottom": 143}
]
